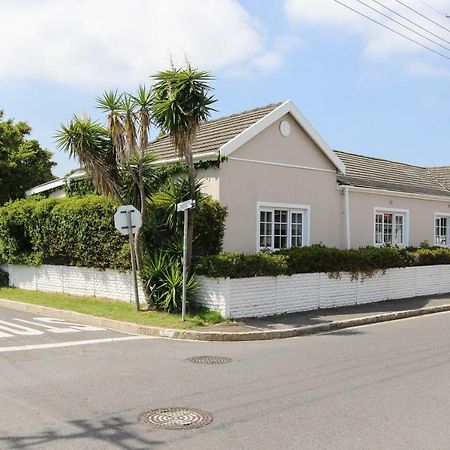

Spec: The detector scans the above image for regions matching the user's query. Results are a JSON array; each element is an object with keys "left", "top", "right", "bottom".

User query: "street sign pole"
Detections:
[
  {"left": 127, "top": 210, "right": 140, "bottom": 311},
  {"left": 177, "top": 199, "right": 195, "bottom": 322},
  {"left": 182, "top": 208, "right": 188, "bottom": 321}
]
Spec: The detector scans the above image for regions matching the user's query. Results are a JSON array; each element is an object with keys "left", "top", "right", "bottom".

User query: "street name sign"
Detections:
[{"left": 177, "top": 199, "right": 195, "bottom": 212}]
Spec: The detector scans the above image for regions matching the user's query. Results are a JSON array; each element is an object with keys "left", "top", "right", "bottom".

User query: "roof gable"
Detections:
[
  {"left": 220, "top": 101, "right": 346, "bottom": 174},
  {"left": 148, "top": 101, "right": 346, "bottom": 174}
]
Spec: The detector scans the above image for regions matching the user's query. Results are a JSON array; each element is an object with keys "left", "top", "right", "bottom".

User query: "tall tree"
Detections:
[
  {"left": 151, "top": 65, "right": 215, "bottom": 271},
  {"left": 0, "top": 110, "right": 54, "bottom": 205},
  {"left": 55, "top": 86, "right": 155, "bottom": 272}
]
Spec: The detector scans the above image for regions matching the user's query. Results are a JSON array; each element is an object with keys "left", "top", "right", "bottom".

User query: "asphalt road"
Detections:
[{"left": 1, "top": 306, "right": 449, "bottom": 449}]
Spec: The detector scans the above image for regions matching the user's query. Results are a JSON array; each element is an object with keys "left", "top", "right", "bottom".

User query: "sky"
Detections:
[{"left": 1, "top": 0, "right": 449, "bottom": 177}]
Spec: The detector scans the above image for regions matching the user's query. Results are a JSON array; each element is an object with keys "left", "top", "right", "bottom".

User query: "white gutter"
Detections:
[
  {"left": 149, "top": 151, "right": 219, "bottom": 166},
  {"left": 343, "top": 186, "right": 351, "bottom": 250}
]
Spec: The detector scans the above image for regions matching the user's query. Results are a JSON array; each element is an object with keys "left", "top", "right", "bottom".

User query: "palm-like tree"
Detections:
[
  {"left": 151, "top": 65, "right": 216, "bottom": 271},
  {"left": 55, "top": 85, "right": 155, "bottom": 273}
]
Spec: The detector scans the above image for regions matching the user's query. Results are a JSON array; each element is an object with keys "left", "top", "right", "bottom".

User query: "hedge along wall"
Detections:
[
  {"left": 196, "top": 265, "right": 450, "bottom": 318},
  {"left": 0, "top": 195, "right": 131, "bottom": 270}
]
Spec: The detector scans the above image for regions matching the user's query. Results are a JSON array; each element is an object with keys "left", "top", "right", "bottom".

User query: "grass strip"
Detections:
[{"left": 0, "top": 287, "right": 225, "bottom": 329}]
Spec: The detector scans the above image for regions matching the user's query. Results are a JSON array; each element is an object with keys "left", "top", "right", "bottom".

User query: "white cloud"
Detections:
[
  {"left": 284, "top": 0, "right": 450, "bottom": 63},
  {"left": 0, "top": 0, "right": 299, "bottom": 88}
]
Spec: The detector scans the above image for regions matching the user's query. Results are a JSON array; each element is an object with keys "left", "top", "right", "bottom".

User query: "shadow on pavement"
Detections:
[
  {"left": 0, "top": 416, "right": 165, "bottom": 450},
  {"left": 239, "top": 294, "right": 446, "bottom": 331}
]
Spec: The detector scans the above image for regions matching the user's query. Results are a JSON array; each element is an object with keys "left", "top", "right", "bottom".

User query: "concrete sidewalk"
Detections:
[
  {"left": 1, "top": 294, "right": 450, "bottom": 341},
  {"left": 199, "top": 294, "right": 450, "bottom": 335}
]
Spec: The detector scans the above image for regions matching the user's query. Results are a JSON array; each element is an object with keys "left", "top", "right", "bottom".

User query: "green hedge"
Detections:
[
  {"left": 0, "top": 195, "right": 130, "bottom": 269},
  {"left": 195, "top": 245, "right": 450, "bottom": 278}
]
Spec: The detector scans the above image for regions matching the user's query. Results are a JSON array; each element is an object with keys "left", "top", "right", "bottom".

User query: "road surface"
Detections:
[{"left": 0, "top": 305, "right": 449, "bottom": 449}]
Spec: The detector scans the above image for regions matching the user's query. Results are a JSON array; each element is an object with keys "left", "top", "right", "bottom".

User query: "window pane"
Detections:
[
  {"left": 436, "top": 216, "right": 448, "bottom": 246},
  {"left": 395, "top": 215, "right": 404, "bottom": 245},
  {"left": 273, "top": 209, "right": 288, "bottom": 250},
  {"left": 259, "top": 210, "right": 272, "bottom": 249},
  {"left": 291, "top": 212, "right": 303, "bottom": 247}
]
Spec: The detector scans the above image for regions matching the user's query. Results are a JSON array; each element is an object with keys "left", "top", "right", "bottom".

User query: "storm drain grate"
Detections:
[
  {"left": 186, "top": 355, "right": 232, "bottom": 365},
  {"left": 139, "top": 408, "right": 213, "bottom": 430}
]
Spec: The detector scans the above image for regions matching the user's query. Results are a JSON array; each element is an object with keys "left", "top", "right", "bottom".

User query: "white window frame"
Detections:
[
  {"left": 373, "top": 207, "right": 409, "bottom": 247},
  {"left": 434, "top": 213, "right": 450, "bottom": 247},
  {"left": 256, "top": 202, "right": 310, "bottom": 251}
]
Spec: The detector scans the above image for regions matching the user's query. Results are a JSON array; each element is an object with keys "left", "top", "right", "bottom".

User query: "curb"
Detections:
[{"left": 1, "top": 298, "right": 450, "bottom": 341}]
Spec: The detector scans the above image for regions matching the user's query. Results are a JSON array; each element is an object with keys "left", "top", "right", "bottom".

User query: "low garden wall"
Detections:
[
  {"left": 196, "top": 265, "right": 450, "bottom": 318},
  {"left": 1, "top": 263, "right": 146, "bottom": 303}
]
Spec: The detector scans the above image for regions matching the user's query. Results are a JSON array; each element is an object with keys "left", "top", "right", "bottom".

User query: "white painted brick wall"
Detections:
[
  {"left": 196, "top": 265, "right": 450, "bottom": 318},
  {"left": 1, "top": 264, "right": 145, "bottom": 303}
]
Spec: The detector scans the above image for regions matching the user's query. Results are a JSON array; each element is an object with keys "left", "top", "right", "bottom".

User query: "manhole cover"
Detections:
[
  {"left": 187, "top": 355, "right": 232, "bottom": 365},
  {"left": 139, "top": 408, "right": 213, "bottom": 430}
]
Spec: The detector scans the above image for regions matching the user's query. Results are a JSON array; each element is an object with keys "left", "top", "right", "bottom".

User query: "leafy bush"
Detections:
[
  {"left": 145, "top": 176, "right": 227, "bottom": 259},
  {"left": 0, "top": 195, "right": 130, "bottom": 269},
  {"left": 196, "top": 245, "right": 450, "bottom": 279},
  {"left": 140, "top": 251, "right": 196, "bottom": 312},
  {"left": 196, "top": 251, "right": 288, "bottom": 278},
  {"left": 0, "top": 268, "right": 8, "bottom": 287}
]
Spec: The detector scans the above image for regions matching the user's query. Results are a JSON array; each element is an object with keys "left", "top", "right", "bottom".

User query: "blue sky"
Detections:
[{"left": 1, "top": 0, "right": 449, "bottom": 177}]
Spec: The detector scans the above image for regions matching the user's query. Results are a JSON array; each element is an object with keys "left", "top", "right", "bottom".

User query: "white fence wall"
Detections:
[
  {"left": 1, "top": 264, "right": 145, "bottom": 303},
  {"left": 197, "top": 265, "right": 450, "bottom": 318}
]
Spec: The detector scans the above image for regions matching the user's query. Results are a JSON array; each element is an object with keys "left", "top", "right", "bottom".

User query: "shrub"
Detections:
[
  {"left": 196, "top": 252, "right": 288, "bottom": 278},
  {"left": 140, "top": 251, "right": 196, "bottom": 312},
  {"left": 196, "top": 245, "right": 450, "bottom": 279},
  {"left": 0, "top": 195, "right": 130, "bottom": 270}
]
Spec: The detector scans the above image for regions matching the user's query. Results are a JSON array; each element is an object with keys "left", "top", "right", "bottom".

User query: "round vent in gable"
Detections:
[{"left": 279, "top": 120, "right": 291, "bottom": 137}]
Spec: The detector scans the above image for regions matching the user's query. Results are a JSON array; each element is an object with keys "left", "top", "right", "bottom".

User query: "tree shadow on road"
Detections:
[{"left": 0, "top": 416, "right": 165, "bottom": 449}]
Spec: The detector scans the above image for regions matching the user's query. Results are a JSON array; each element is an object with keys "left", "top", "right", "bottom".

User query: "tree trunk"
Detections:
[{"left": 183, "top": 148, "right": 196, "bottom": 274}]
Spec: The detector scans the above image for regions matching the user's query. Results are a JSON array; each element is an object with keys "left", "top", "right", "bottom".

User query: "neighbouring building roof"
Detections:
[
  {"left": 148, "top": 103, "right": 283, "bottom": 160},
  {"left": 335, "top": 150, "right": 450, "bottom": 197}
]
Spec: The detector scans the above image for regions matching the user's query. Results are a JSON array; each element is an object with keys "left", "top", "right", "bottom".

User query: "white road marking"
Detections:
[
  {"left": 0, "top": 320, "right": 44, "bottom": 336},
  {"left": 0, "top": 335, "right": 151, "bottom": 353},
  {"left": 14, "top": 318, "right": 104, "bottom": 333}
]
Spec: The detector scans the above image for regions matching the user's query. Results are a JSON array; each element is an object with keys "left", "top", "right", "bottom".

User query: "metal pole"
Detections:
[
  {"left": 182, "top": 208, "right": 188, "bottom": 321},
  {"left": 127, "top": 211, "right": 140, "bottom": 311}
]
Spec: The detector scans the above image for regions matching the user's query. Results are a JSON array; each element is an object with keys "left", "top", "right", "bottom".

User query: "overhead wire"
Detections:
[
  {"left": 353, "top": 0, "right": 450, "bottom": 51},
  {"left": 372, "top": 0, "right": 450, "bottom": 44},
  {"left": 393, "top": 0, "right": 450, "bottom": 33},
  {"left": 416, "top": 0, "right": 449, "bottom": 18},
  {"left": 334, "top": 0, "right": 450, "bottom": 60}
]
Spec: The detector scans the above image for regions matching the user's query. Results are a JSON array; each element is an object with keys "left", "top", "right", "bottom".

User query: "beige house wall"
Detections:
[
  {"left": 218, "top": 113, "right": 343, "bottom": 253},
  {"left": 197, "top": 166, "right": 220, "bottom": 200},
  {"left": 348, "top": 190, "right": 450, "bottom": 248}
]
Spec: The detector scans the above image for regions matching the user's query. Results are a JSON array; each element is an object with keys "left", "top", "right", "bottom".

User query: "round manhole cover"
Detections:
[
  {"left": 187, "top": 355, "right": 232, "bottom": 365},
  {"left": 139, "top": 408, "right": 213, "bottom": 430}
]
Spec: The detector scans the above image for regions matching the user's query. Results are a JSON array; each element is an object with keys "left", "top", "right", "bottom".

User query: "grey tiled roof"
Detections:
[
  {"left": 335, "top": 150, "right": 450, "bottom": 197},
  {"left": 148, "top": 103, "right": 282, "bottom": 160},
  {"left": 427, "top": 167, "right": 450, "bottom": 191}
]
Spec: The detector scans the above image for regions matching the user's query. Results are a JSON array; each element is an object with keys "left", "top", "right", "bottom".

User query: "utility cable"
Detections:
[
  {"left": 354, "top": 0, "right": 450, "bottom": 51},
  {"left": 416, "top": 0, "right": 449, "bottom": 19},
  {"left": 373, "top": 0, "right": 450, "bottom": 45},
  {"left": 393, "top": 0, "right": 450, "bottom": 33},
  {"left": 334, "top": 0, "right": 450, "bottom": 60}
]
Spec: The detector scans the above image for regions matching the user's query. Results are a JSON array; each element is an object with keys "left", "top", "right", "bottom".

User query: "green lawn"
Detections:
[{"left": 0, "top": 287, "right": 225, "bottom": 329}]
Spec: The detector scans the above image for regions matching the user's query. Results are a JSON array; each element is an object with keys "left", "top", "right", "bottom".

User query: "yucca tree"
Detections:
[
  {"left": 55, "top": 85, "right": 155, "bottom": 273},
  {"left": 151, "top": 64, "right": 216, "bottom": 271}
]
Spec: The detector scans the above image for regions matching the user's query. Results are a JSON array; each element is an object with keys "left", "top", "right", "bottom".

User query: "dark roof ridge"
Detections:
[
  {"left": 150, "top": 102, "right": 284, "bottom": 144},
  {"left": 334, "top": 149, "right": 427, "bottom": 170}
]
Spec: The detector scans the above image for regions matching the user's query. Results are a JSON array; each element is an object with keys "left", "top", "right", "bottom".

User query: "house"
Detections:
[{"left": 28, "top": 101, "right": 450, "bottom": 252}]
